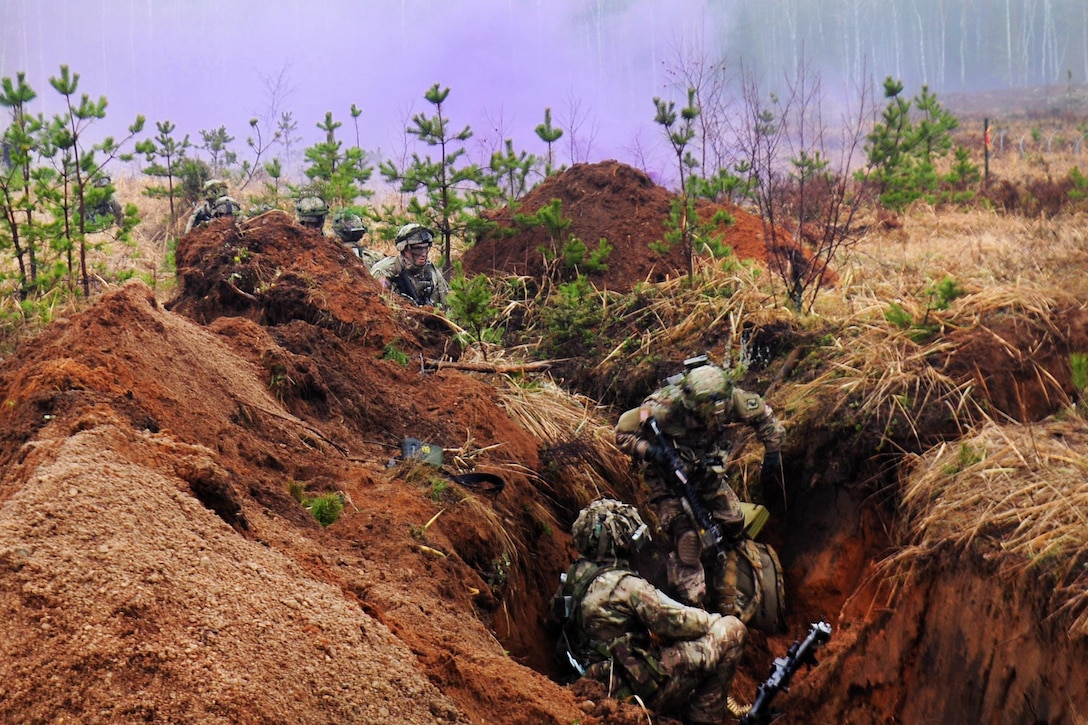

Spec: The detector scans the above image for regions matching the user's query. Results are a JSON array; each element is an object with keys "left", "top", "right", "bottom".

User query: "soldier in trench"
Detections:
[
  {"left": 552, "top": 498, "right": 748, "bottom": 725},
  {"left": 614, "top": 360, "right": 785, "bottom": 624},
  {"left": 369, "top": 223, "right": 449, "bottom": 308}
]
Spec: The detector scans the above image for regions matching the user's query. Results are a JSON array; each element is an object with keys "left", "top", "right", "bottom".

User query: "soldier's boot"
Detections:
[{"left": 666, "top": 529, "right": 707, "bottom": 607}]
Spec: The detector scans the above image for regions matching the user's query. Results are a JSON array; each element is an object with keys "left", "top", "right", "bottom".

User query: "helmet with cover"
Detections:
[
  {"left": 332, "top": 212, "right": 367, "bottom": 243},
  {"left": 571, "top": 498, "right": 649, "bottom": 561},
  {"left": 203, "top": 179, "right": 228, "bottom": 200},
  {"left": 210, "top": 195, "right": 241, "bottom": 219},
  {"left": 680, "top": 364, "right": 730, "bottom": 414},
  {"left": 93, "top": 175, "right": 112, "bottom": 189},
  {"left": 296, "top": 195, "right": 329, "bottom": 227},
  {"left": 394, "top": 222, "right": 434, "bottom": 252}
]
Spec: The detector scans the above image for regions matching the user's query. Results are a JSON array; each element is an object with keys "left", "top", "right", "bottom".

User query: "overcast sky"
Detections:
[{"left": 1, "top": 0, "right": 729, "bottom": 184}]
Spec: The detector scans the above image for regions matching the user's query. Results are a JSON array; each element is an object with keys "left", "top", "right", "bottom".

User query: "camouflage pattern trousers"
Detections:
[
  {"left": 647, "top": 471, "right": 746, "bottom": 611},
  {"left": 652, "top": 615, "right": 748, "bottom": 725}
]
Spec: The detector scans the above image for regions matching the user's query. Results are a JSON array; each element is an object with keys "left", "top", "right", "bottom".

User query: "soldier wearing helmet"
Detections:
[
  {"left": 295, "top": 194, "right": 330, "bottom": 231},
  {"left": 369, "top": 222, "right": 449, "bottom": 308},
  {"left": 86, "top": 174, "right": 123, "bottom": 229},
  {"left": 332, "top": 210, "right": 382, "bottom": 267},
  {"left": 552, "top": 498, "right": 747, "bottom": 725},
  {"left": 614, "top": 359, "right": 785, "bottom": 618},
  {"left": 185, "top": 179, "right": 242, "bottom": 233}
]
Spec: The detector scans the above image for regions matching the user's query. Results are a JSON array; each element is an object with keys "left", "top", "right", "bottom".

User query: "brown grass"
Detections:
[{"left": 884, "top": 417, "right": 1088, "bottom": 634}]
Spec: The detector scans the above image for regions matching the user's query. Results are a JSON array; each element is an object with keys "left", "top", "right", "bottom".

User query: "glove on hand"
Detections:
[
  {"left": 761, "top": 450, "right": 783, "bottom": 485},
  {"left": 644, "top": 443, "right": 672, "bottom": 467}
]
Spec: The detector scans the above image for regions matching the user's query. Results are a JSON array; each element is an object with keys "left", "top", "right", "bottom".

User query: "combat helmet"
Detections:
[
  {"left": 332, "top": 211, "right": 367, "bottom": 243},
  {"left": 210, "top": 195, "right": 241, "bottom": 219},
  {"left": 680, "top": 364, "right": 731, "bottom": 410},
  {"left": 296, "top": 195, "right": 329, "bottom": 228},
  {"left": 203, "top": 179, "right": 228, "bottom": 200},
  {"left": 93, "top": 175, "right": 112, "bottom": 188},
  {"left": 394, "top": 222, "right": 434, "bottom": 252},
  {"left": 571, "top": 498, "right": 649, "bottom": 562}
]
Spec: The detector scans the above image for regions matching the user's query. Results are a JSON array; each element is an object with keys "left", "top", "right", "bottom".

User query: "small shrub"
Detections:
[
  {"left": 287, "top": 482, "right": 344, "bottom": 527},
  {"left": 307, "top": 492, "right": 344, "bottom": 527},
  {"left": 884, "top": 302, "right": 913, "bottom": 329},
  {"left": 927, "top": 276, "right": 966, "bottom": 310},
  {"left": 383, "top": 342, "right": 409, "bottom": 367},
  {"left": 1071, "top": 352, "right": 1088, "bottom": 399}
]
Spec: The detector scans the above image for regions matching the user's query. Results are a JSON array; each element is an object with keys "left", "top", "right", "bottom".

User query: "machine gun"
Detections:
[
  {"left": 646, "top": 417, "right": 735, "bottom": 557},
  {"left": 740, "top": 620, "right": 832, "bottom": 724}
]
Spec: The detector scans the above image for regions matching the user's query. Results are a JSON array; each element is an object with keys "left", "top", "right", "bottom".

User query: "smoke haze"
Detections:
[{"left": 2, "top": 0, "right": 727, "bottom": 182}]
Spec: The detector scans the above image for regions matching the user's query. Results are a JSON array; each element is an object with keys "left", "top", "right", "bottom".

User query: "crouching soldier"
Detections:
[{"left": 553, "top": 498, "right": 747, "bottom": 725}]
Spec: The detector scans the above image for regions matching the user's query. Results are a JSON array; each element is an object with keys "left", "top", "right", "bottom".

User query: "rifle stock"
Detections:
[{"left": 740, "top": 621, "right": 832, "bottom": 724}]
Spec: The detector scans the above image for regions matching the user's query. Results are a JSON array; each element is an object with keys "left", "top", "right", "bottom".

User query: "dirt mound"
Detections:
[
  {"left": 461, "top": 160, "right": 773, "bottom": 291},
  {"left": 0, "top": 214, "right": 646, "bottom": 724}
]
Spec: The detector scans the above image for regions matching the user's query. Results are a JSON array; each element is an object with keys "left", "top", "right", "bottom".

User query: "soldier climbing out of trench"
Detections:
[
  {"left": 552, "top": 498, "right": 748, "bottom": 725},
  {"left": 614, "top": 356, "right": 787, "bottom": 632}
]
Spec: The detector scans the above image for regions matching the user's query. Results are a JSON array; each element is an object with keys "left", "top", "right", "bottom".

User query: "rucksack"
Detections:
[{"left": 552, "top": 559, "right": 617, "bottom": 680}]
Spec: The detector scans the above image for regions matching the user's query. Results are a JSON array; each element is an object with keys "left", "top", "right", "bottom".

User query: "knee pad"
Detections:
[{"left": 676, "top": 529, "right": 702, "bottom": 566}]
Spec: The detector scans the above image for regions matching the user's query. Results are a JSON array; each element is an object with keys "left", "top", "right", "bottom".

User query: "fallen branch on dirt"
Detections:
[{"left": 422, "top": 358, "right": 567, "bottom": 374}]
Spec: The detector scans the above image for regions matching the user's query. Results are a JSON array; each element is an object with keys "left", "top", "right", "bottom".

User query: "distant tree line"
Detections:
[{"left": 724, "top": 0, "right": 1088, "bottom": 93}]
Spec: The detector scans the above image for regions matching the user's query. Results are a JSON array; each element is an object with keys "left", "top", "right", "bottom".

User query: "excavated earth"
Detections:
[{"left": 0, "top": 162, "right": 1086, "bottom": 724}]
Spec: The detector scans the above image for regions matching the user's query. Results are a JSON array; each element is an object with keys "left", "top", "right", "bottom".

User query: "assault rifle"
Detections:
[
  {"left": 740, "top": 621, "right": 832, "bottom": 724},
  {"left": 646, "top": 417, "right": 734, "bottom": 556}
]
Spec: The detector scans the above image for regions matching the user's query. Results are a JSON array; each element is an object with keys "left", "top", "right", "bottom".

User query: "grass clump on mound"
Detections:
[{"left": 887, "top": 416, "right": 1088, "bottom": 633}]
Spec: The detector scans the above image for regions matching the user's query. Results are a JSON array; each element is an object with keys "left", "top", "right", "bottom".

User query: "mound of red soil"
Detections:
[
  {"left": 0, "top": 213, "right": 649, "bottom": 724},
  {"left": 462, "top": 160, "right": 773, "bottom": 291}
]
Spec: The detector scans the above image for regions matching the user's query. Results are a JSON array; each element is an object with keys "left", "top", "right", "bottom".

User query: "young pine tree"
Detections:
[
  {"left": 653, "top": 88, "right": 701, "bottom": 279},
  {"left": 136, "top": 119, "right": 191, "bottom": 223},
  {"left": 380, "top": 84, "right": 488, "bottom": 275},
  {"left": 47, "top": 65, "right": 143, "bottom": 296},
  {"left": 534, "top": 107, "right": 563, "bottom": 177},
  {"left": 301, "top": 111, "right": 373, "bottom": 208}
]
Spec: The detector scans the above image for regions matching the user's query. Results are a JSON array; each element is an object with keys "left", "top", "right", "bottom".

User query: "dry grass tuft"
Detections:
[
  {"left": 496, "top": 375, "right": 633, "bottom": 508},
  {"left": 594, "top": 256, "right": 790, "bottom": 379},
  {"left": 884, "top": 415, "right": 1088, "bottom": 634}
]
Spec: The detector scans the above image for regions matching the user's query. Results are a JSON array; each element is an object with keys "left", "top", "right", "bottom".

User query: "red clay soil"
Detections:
[
  {"left": 462, "top": 160, "right": 775, "bottom": 290},
  {"left": 1, "top": 183, "right": 1086, "bottom": 723},
  {"left": 0, "top": 212, "right": 663, "bottom": 724}
]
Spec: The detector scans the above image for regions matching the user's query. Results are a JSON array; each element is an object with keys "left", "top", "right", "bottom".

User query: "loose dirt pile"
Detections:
[
  {"left": 462, "top": 160, "right": 772, "bottom": 290},
  {"left": 0, "top": 208, "right": 656, "bottom": 724}
]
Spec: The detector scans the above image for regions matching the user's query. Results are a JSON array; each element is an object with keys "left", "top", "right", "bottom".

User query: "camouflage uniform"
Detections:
[
  {"left": 615, "top": 365, "right": 784, "bottom": 614},
  {"left": 554, "top": 499, "right": 747, "bottom": 725},
  {"left": 86, "top": 175, "right": 123, "bottom": 229},
  {"left": 332, "top": 211, "right": 382, "bottom": 267},
  {"left": 371, "top": 223, "right": 449, "bottom": 308},
  {"left": 186, "top": 180, "right": 241, "bottom": 233}
]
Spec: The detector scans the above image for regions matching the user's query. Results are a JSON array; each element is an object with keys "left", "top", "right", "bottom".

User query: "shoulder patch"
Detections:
[{"left": 732, "top": 388, "right": 764, "bottom": 418}]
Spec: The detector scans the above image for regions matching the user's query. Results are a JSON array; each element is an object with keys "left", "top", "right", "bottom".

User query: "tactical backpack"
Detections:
[
  {"left": 711, "top": 539, "right": 787, "bottom": 634},
  {"left": 552, "top": 559, "right": 616, "bottom": 681}
]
